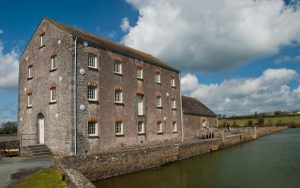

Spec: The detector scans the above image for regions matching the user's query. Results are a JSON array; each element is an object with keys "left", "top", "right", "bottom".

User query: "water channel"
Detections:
[{"left": 95, "top": 128, "right": 300, "bottom": 188}]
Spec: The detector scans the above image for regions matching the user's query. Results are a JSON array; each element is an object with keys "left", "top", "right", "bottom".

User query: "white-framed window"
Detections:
[
  {"left": 28, "top": 66, "right": 33, "bottom": 79},
  {"left": 88, "top": 122, "right": 98, "bottom": 137},
  {"left": 172, "top": 122, "right": 177, "bottom": 133},
  {"left": 136, "top": 67, "right": 143, "bottom": 79},
  {"left": 115, "top": 90, "right": 123, "bottom": 103},
  {"left": 51, "top": 56, "right": 57, "bottom": 70},
  {"left": 156, "top": 96, "right": 162, "bottom": 107},
  {"left": 157, "top": 121, "right": 163, "bottom": 133},
  {"left": 40, "top": 33, "right": 45, "bottom": 47},
  {"left": 88, "top": 86, "right": 97, "bottom": 101},
  {"left": 27, "top": 94, "right": 32, "bottom": 107},
  {"left": 155, "top": 72, "right": 161, "bottom": 83},
  {"left": 171, "top": 77, "right": 175, "bottom": 87},
  {"left": 136, "top": 95, "right": 144, "bottom": 116},
  {"left": 172, "top": 98, "right": 176, "bottom": 109},
  {"left": 88, "top": 54, "right": 97, "bottom": 68},
  {"left": 115, "top": 121, "right": 124, "bottom": 135},
  {"left": 114, "top": 60, "right": 122, "bottom": 74},
  {"left": 50, "top": 88, "right": 56, "bottom": 103},
  {"left": 137, "top": 121, "right": 145, "bottom": 134}
]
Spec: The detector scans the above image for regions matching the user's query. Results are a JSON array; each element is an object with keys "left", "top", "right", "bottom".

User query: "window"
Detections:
[
  {"left": 88, "top": 86, "right": 97, "bottom": 101},
  {"left": 171, "top": 77, "right": 175, "bottom": 87},
  {"left": 115, "top": 90, "right": 123, "bottom": 103},
  {"left": 88, "top": 122, "right": 98, "bottom": 137},
  {"left": 137, "top": 121, "right": 145, "bottom": 134},
  {"left": 136, "top": 67, "right": 143, "bottom": 79},
  {"left": 40, "top": 33, "right": 45, "bottom": 47},
  {"left": 114, "top": 60, "right": 122, "bottom": 74},
  {"left": 28, "top": 66, "right": 33, "bottom": 79},
  {"left": 136, "top": 95, "right": 144, "bottom": 116},
  {"left": 88, "top": 54, "right": 97, "bottom": 68},
  {"left": 172, "top": 122, "right": 177, "bottom": 133},
  {"left": 27, "top": 94, "right": 32, "bottom": 107},
  {"left": 115, "top": 121, "right": 124, "bottom": 135},
  {"left": 50, "top": 88, "right": 56, "bottom": 103},
  {"left": 51, "top": 56, "right": 57, "bottom": 70},
  {"left": 157, "top": 121, "right": 163, "bottom": 133},
  {"left": 155, "top": 72, "right": 161, "bottom": 83},
  {"left": 156, "top": 96, "right": 162, "bottom": 107},
  {"left": 172, "top": 98, "right": 176, "bottom": 109}
]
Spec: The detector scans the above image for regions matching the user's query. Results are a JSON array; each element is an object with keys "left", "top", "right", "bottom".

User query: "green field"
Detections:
[{"left": 219, "top": 115, "right": 300, "bottom": 128}]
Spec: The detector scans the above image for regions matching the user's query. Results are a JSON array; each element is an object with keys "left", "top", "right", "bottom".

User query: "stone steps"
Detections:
[{"left": 27, "top": 144, "right": 52, "bottom": 157}]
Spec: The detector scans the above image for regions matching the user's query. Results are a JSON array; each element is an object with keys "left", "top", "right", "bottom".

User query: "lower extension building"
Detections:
[
  {"left": 182, "top": 96, "right": 218, "bottom": 140},
  {"left": 18, "top": 18, "right": 217, "bottom": 156}
]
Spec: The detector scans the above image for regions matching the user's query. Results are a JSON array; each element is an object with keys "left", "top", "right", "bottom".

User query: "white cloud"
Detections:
[
  {"left": 120, "top": 17, "right": 131, "bottom": 33},
  {"left": 181, "top": 68, "right": 300, "bottom": 115},
  {"left": 274, "top": 54, "right": 300, "bottom": 64},
  {"left": 123, "top": 0, "right": 300, "bottom": 72},
  {"left": 0, "top": 30, "right": 3, "bottom": 34},
  {"left": 0, "top": 42, "right": 19, "bottom": 92}
]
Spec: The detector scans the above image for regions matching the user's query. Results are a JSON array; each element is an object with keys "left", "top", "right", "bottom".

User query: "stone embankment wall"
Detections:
[{"left": 55, "top": 126, "right": 287, "bottom": 184}]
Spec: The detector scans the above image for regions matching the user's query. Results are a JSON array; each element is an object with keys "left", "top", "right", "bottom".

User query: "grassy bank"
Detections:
[
  {"left": 219, "top": 114, "right": 300, "bottom": 128},
  {"left": 13, "top": 168, "right": 67, "bottom": 188}
]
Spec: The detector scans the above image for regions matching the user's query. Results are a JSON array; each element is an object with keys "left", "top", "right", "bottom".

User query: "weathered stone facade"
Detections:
[{"left": 18, "top": 18, "right": 182, "bottom": 155}]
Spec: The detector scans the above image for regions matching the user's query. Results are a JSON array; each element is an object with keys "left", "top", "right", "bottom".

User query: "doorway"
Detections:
[{"left": 37, "top": 113, "right": 45, "bottom": 144}]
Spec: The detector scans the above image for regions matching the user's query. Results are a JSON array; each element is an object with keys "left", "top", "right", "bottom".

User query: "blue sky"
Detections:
[{"left": 0, "top": 0, "right": 300, "bottom": 123}]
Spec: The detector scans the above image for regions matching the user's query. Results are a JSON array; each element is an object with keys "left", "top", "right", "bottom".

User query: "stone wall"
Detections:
[
  {"left": 56, "top": 126, "right": 287, "bottom": 183},
  {"left": 18, "top": 19, "right": 74, "bottom": 155}
]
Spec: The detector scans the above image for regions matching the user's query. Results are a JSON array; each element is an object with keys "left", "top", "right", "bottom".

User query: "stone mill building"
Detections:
[
  {"left": 18, "top": 18, "right": 184, "bottom": 155},
  {"left": 18, "top": 18, "right": 217, "bottom": 156}
]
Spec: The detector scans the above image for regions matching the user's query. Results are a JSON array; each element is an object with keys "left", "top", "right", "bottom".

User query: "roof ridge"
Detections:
[{"left": 44, "top": 18, "right": 179, "bottom": 72}]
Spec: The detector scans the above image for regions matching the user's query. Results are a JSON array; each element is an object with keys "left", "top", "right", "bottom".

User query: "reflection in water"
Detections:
[{"left": 95, "top": 129, "right": 300, "bottom": 188}]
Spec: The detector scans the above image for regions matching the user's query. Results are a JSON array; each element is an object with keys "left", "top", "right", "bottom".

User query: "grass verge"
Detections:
[{"left": 13, "top": 168, "right": 67, "bottom": 188}]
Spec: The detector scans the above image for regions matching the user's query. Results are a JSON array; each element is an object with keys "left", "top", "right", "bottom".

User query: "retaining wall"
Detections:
[{"left": 55, "top": 126, "right": 287, "bottom": 184}]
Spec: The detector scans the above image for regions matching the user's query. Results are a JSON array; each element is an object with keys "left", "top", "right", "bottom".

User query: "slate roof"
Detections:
[
  {"left": 44, "top": 18, "right": 179, "bottom": 73},
  {"left": 182, "top": 96, "right": 217, "bottom": 117}
]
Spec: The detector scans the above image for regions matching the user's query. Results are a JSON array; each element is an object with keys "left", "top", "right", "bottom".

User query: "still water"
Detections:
[{"left": 95, "top": 128, "right": 300, "bottom": 188}]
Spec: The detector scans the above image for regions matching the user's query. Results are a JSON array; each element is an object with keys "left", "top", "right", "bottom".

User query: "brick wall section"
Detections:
[
  {"left": 18, "top": 19, "right": 74, "bottom": 155},
  {"left": 75, "top": 42, "right": 182, "bottom": 154},
  {"left": 55, "top": 126, "right": 287, "bottom": 182}
]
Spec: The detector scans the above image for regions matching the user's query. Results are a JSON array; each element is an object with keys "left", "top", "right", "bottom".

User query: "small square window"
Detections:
[
  {"left": 88, "top": 86, "right": 97, "bottom": 101},
  {"left": 40, "top": 33, "right": 45, "bottom": 47},
  {"left": 156, "top": 96, "right": 162, "bottom": 107},
  {"left": 51, "top": 56, "right": 57, "bottom": 70},
  {"left": 172, "top": 122, "right": 177, "bottom": 133},
  {"left": 115, "top": 90, "right": 123, "bottom": 103},
  {"left": 114, "top": 61, "right": 122, "bottom": 74},
  {"left": 155, "top": 72, "right": 161, "bottom": 83},
  {"left": 50, "top": 88, "right": 56, "bottom": 103},
  {"left": 171, "top": 77, "right": 175, "bottom": 87},
  {"left": 27, "top": 94, "right": 32, "bottom": 107},
  {"left": 137, "top": 67, "right": 143, "bottom": 79},
  {"left": 172, "top": 98, "right": 176, "bottom": 109},
  {"left": 88, "top": 54, "right": 97, "bottom": 69},
  {"left": 137, "top": 121, "right": 145, "bottom": 134},
  {"left": 88, "top": 122, "right": 98, "bottom": 136},
  {"left": 157, "top": 121, "right": 163, "bottom": 133},
  {"left": 115, "top": 121, "right": 124, "bottom": 135}
]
